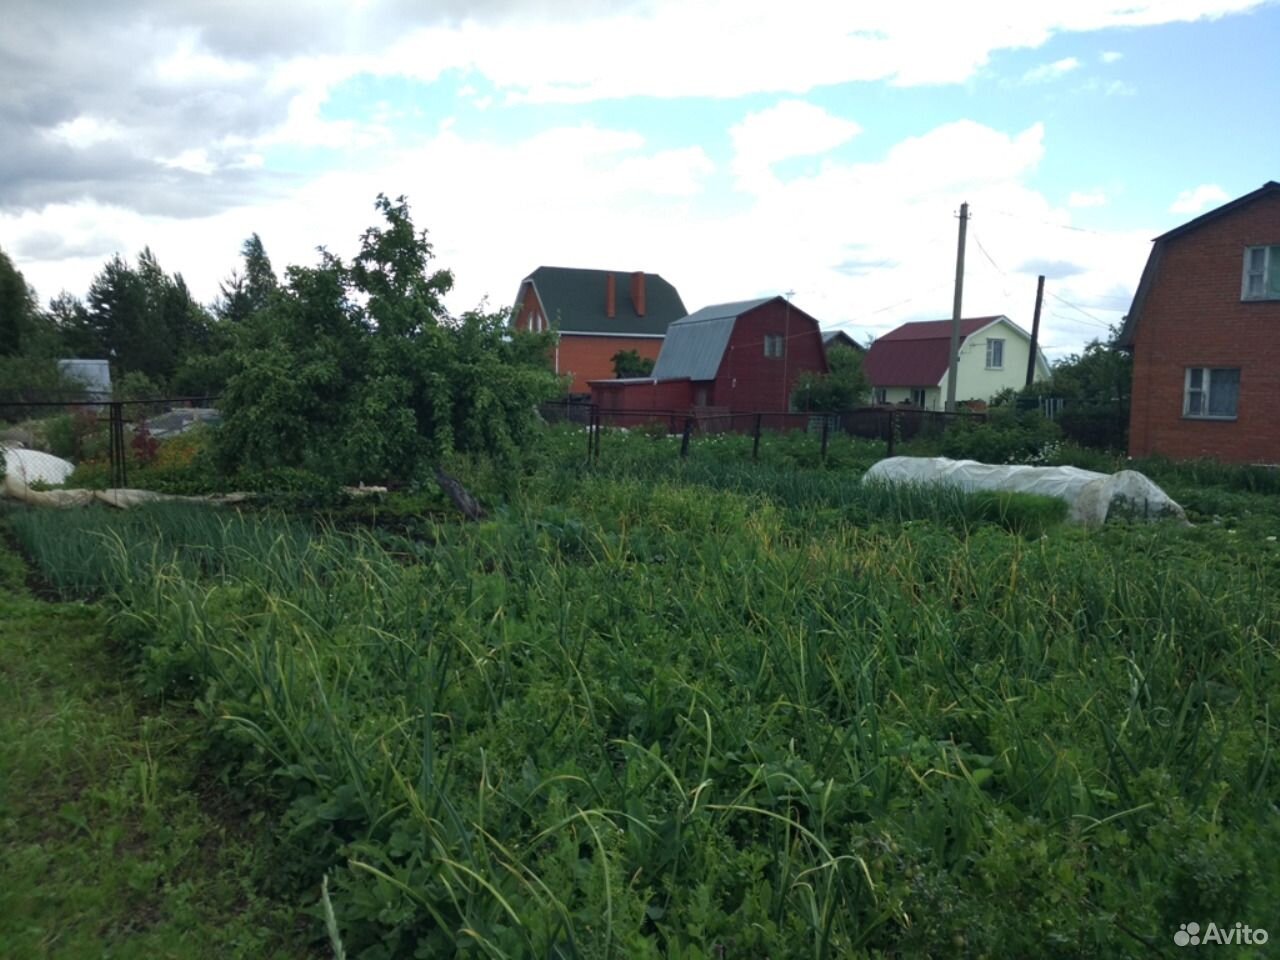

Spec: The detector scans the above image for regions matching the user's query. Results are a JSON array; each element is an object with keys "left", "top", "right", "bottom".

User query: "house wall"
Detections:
[
  {"left": 711, "top": 300, "right": 828, "bottom": 412},
  {"left": 1128, "top": 192, "right": 1280, "bottom": 463},
  {"left": 936, "top": 319, "right": 1048, "bottom": 404},
  {"left": 589, "top": 378, "right": 694, "bottom": 426},
  {"left": 513, "top": 284, "right": 546, "bottom": 332},
  {"left": 558, "top": 335, "right": 665, "bottom": 394}
]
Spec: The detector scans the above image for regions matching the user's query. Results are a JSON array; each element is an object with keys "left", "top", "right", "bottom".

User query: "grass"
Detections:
[
  {"left": 4, "top": 427, "right": 1279, "bottom": 958},
  {"left": 0, "top": 517, "right": 308, "bottom": 959}
]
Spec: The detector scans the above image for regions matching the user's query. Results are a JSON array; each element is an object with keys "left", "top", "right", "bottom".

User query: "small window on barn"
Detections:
[
  {"left": 1242, "top": 246, "right": 1280, "bottom": 300},
  {"left": 764, "top": 334, "right": 785, "bottom": 358},
  {"left": 1184, "top": 367, "right": 1240, "bottom": 419},
  {"left": 985, "top": 338, "right": 1005, "bottom": 369}
]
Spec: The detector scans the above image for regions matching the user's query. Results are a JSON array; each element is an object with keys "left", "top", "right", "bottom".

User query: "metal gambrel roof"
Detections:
[{"left": 650, "top": 297, "right": 775, "bottom": 381}]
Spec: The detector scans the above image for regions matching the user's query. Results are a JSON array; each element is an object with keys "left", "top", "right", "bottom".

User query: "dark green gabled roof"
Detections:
[{"left": 514, "top": 266, "right": 687, "bottom": 336}]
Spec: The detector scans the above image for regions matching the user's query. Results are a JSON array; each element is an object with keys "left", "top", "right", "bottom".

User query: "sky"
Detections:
[{"left": 1, "top": 0, "right": 1278, "bottom": 360}]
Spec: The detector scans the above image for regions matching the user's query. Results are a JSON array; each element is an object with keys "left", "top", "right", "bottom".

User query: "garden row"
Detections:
[{"left": 6, "top": 433, "right": 1279, "bottom": 958}]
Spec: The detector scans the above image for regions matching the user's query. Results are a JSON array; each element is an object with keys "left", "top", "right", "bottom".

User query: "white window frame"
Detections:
[
  {"left": 764, "top": 334, "right": 785, "bottom": 359},
  {"left": 985, "top": 338, "right": 1005, "bottom": 370},
  {"left": 1242, "top": 246, "right": 1280, "bottom": 300},
  {"left": 1183, "top": 367, "right": 1240, "bottom": 420},
  {"left": 873, "top": 387, "right": 887, "bottom": 404},
  {"left": 909, "top": 388, "right": 927, "bottom": 407}
]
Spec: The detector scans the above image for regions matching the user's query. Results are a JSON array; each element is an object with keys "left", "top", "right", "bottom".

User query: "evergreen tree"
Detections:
[
  {"left": 0, "top": 248, "right": 38, "bottom": 357},
  {"left": 217, "top": 233, "right": 278, "bottom": 323}
]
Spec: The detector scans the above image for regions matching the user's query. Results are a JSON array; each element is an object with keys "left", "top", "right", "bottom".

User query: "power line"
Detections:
[
  {"left": 1046, "top": 290, "right": 1114, "bottom": 330},
  {"left": 982, "top": 207, "right": 1110, "bottom": 236}
]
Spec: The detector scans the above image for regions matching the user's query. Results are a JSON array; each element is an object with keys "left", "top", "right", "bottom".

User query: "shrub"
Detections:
[
  {"left": 1057, "top": 404, "right": 1128, "bottom": 451},
  {"left": 938, "top": 408, "right": 1061, "bottom": 465}
]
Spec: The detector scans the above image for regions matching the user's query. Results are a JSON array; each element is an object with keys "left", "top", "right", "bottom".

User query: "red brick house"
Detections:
[
  {"left": 1118, "top": 181, "right": 1280, "bottom": 464},
  {"left": 588, "top": 296, "right": 828, "bottom": 418},
  {"left": 511, "top": 266, "right": 687, "bottom": 393}
]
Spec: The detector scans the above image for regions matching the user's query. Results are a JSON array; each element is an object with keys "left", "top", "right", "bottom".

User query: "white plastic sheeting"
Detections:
[
  {"left": 862, "top": 456, "right": 1187, "bottom": 526},
  {"left": 2, "top": 446, "right": 76, "bottom": 488}
]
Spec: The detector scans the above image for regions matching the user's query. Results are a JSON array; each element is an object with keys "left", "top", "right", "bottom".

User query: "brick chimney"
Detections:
[
  {"left": 605, "top": 272, "right": 616, "bottom": 318},
  {"left": 631, "top": 271, "right": 646, "bottom": 317}
]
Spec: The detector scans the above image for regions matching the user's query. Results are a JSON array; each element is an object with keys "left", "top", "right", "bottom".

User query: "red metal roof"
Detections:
[{"left": 864, "top": 317, "right": 1001, "bottom": 386}]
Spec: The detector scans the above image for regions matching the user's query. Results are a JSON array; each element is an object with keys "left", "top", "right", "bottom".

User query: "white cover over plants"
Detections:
[
  {"left": 2, "top": 446, "right": 76, "bottom": 488},
  {"left": 863, "top": 456, "right": 1187, "bottom": 526}
]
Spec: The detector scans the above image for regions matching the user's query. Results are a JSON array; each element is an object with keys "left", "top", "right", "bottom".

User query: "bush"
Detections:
[
  {"left": 1057, "top": 404, "right": 1128, "bottom": 451},
  {"left": 937, "top": 408, "right": 1061, "bottom": 465}
]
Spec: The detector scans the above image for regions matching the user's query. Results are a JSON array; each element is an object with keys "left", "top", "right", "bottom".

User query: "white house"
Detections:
[{"left": 862, "top": 315, "right": 1050, "bottom": 410}]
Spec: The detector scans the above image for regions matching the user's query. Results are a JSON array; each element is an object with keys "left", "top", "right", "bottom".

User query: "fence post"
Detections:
[
  {"left": 752, "top": 413, "right": 762, "bottom": 461},
  {"left": 585, "top": 405, "right": 596, "bottom": 463},
  {"left": 886, "top": 410, "right": 896, "bottom": 458},
  {"left": 680, "top": 417, "right": 693, "bottom": 459},
  {"left": 108, "top": 401, "right": 128, "bottom": 488},
  {"left": 820, "top": 414, "right": 830, "bottom": 462},
  {"left": 593, "top": 405, "right": 602, "bottom": 462}
]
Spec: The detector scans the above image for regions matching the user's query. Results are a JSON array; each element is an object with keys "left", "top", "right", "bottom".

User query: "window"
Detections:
[
  {"left": 910, "top": 388, "right": 927, "bottom": 407},
  {"left": 985, "top": 338, "right": 1005, "bottom": 369},
  {"left": 1184, "top": 367, "right": 1240, "bottom": 419},
  {"left": 873, "top": 388, "right": 887, "bottom": 404},
  {"left": 1242, "top": 246, "right": 1280, "bottom": 300},
  {"left": 763, "top": 334, "right": 785, "bottom": 358}
]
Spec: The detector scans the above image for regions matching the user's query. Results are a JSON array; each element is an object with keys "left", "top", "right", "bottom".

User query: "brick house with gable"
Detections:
[
  {"left": 1118, "top": 181, "right": 1280, "bottom": 463},
  {"left": 511, "top": 266, "right": 687, "bottom": 393}
]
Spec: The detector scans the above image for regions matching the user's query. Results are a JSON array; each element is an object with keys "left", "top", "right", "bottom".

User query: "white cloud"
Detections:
[
  {"left": 1170, "top": 184, "right": 1229, "bottom": 214},
  {"left": 730, "top": 100, "right": 862, "bottom": 192},
  {"left": 153, "top": 35, "right": 257, "bottom": 83},
  {"left": 244, "top": 0, "right": 1267, "bottom": 117},
  {"left": 46, "top": 116, "right": 127, "bottom": 149},
  {"left": 1020, "top": 57, "right": 1082, "bottom": 84},
  {"left": 161, "top": 148, "right": 216, "bottom": 175},
  {"left": 1068, "top": 189, "right": 1108, "bottom": 207},
  {"left": 1100, "top": 50, "right": 1124, "bottom": 62}
]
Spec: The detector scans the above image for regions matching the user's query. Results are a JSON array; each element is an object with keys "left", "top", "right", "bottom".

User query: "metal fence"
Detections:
[
  {"left": 539, "top": 400, "right": 984, "bottom": 462},
  {"left": 1, "top": 395, "right": 219, "bottom": 488}
]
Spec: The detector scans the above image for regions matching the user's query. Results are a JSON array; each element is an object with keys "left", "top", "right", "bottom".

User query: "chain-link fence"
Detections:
[{"left": 2, "top": 395, "right": 220, "bottom": 488}]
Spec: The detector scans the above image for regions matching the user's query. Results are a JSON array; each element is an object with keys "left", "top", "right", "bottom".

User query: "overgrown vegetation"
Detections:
[
  {"left": 7, "top": 429, "right": 1277, "bottom": 958},
  {"left": 0, "top": 524, "right": 306, "bottom": 958},
  {"left": 791, "top": 343, "right": 870, "bottom": 413},
  {"left": 210, "top": 195, "right": 561, "bottom": 487}
]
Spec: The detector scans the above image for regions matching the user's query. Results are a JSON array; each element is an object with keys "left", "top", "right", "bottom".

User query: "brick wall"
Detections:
[
  {"left": 513, "top": 284, "right": 544, "bottom": 332},
  {"left": 558, "top": 335, "right": 664, "bottom": 393},
  {"left": 1129, "top": 191, "right": 1280, "bottom": 464}
]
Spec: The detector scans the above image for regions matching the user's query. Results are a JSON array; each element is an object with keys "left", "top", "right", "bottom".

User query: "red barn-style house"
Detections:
[
  {"left": 588, "top": 296, "right": 829, "bottom": 421},
  {"left": 511, "top": 266, "right": 687, "bottom": 393},
  {"left": 1118, "top": 181, "right": 1280, "bottom": 464}
]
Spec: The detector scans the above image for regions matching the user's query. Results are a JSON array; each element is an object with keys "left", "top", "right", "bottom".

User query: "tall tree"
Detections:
[
  {"left": 217, "top": 233, "right": 279, "bottom": 323},
  {"left": 85, "top": 249, "right": 214, "bottom": 383},
  {"left": 0, "top": 248, "right": 38, "bottom": 357}
]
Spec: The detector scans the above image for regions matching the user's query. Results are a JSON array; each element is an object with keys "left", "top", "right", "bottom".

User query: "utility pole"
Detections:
[
  {"left": 945, "top": 202, "right": 969, "bottom": 412},
  {"left": 1025, "top": 274, "right": 1045, "bottom": 388}
]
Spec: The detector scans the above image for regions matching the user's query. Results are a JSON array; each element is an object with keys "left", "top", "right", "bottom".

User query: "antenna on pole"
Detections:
[{"left": 945, "top": 202, "right": 969, "bottom": 413}]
